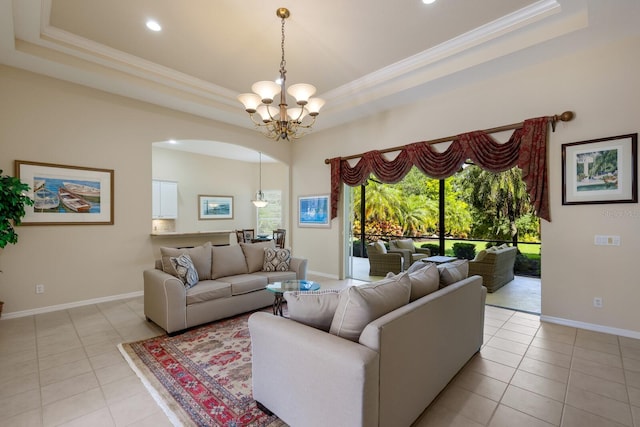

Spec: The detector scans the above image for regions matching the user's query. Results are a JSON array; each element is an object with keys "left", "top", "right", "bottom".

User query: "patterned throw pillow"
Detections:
[
  {"left": 263, "top": 248, "right": 291, "bottom": 272},
  {"left": 169, "top": 253, "right": 199, "bottom": 288}
]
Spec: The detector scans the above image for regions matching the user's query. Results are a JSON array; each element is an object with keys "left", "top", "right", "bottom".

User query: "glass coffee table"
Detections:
[{"left": 266, "top": 279, "right": 320, "bottom": 316}]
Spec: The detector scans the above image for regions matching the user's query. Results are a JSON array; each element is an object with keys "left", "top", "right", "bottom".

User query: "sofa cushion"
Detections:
[
  {"left": 161, "top": 242, "right": 212, "bottom": 280},
  {"left": 329, "top": 274, "right": 411, "bottom": 342},
  {"left": 406, "top": 259, "right": 432, "bottom": 274},
  {"left": 395, "top": 238, "right": 416, "bottom": 253},
  {"left": 263, "top": 248, "right": 291, "bottom": 272},
  {"left": 185, "top": 280, "right": 232, "bottom": 305},
  {"left": 222, "top": 274, "right": 268, "bottom": 295},
  {"left": 284, "top": 290, "right": 342, "bottom": 331},
  {"left": 372, "top": 240, "right": 387, "bottom": 254},
  {"left": 211, "top": 245, "right": 249, "bottom": 279},
  {"left": 169, "top": 253, "right": 199, "bottom": 288},
  {"left": 408, "top": 263, "right": 440, "bottom": 301},
  {"left": 241, "top": 241, "right": 276, "bottom": 273},
  {"left": 438, "top": 259, "right": 469, "bottom": 287},
  {"left": 254, "top": 271, "right": 297, "bottom": 283}
]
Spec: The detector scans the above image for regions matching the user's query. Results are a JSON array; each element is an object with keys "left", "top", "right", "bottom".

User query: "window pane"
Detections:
[{"left": 257, "top": 190, "right": 282, "bottom": 235}]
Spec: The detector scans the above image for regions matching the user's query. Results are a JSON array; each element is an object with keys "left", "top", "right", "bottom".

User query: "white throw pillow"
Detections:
[
  {"left": 329, "top": 274, "right": 411, "bottom": 342},
  {"left": 438, "top": 259, "right": 469, "bottom": 288},
  {"left": 408, "top": 263, "right": 439, "bottom": 301},
  {"left": 284, "top": 290, "right": 341, "bottom": 331}
]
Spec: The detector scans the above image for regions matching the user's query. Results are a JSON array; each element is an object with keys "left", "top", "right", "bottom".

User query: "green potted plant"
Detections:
[{"left": 0, "top": 169, "right": 33, "bottom": 317}]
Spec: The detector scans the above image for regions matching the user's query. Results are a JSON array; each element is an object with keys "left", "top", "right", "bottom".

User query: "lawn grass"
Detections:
[{"left": 416, "top": 239, "right": 541, "bottom": 258}]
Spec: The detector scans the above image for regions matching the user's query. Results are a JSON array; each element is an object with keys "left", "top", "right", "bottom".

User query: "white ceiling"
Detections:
[{"left": 2, "top": 0, "right": 637, "bottom": 162}]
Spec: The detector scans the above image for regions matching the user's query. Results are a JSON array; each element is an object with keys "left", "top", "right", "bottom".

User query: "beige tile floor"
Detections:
[{"left": 1, "top": 280, "right": 639, "bottom": 426}]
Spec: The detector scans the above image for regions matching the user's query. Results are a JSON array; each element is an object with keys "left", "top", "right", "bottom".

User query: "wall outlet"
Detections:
[
  {"left": 35, "top": 284, "right": 45, "bottom": 294},
  {"left": 594, "top": 235, "right": 621, "bottom": 246},
  {"left": 593, "top": 297, "right": 603, "bottom": 308}
]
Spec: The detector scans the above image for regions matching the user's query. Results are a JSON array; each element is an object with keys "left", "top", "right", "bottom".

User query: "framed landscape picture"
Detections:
[
  {"left": 562, "top": 133, "right": 637, "bottom": 205},
  {"left": 298, "top": 194, "right": 330, "bottom": 228},
  {"left": 15, "top": 160, "right": 114, "bottom": 225},
  {"left": 198, "top": 195, "right": 233, "bottom": 220}
]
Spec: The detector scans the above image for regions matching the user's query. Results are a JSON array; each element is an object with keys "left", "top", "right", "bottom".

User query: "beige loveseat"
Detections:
[
  {"left": 468, "top": 245, "right": 517, "bottom": 292},
  {"left": 144, "top": 241, "right": 307, "bottom": 334},
  {"left": 249, "top": 262, "right": 486, "bottom": 427}
]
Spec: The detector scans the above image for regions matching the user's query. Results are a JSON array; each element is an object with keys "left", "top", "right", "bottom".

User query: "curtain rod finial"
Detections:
[{"left": 558, "top": 111, "right": 574, "bottom": 122}]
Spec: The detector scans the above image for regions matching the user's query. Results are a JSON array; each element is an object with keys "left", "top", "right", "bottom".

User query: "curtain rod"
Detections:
[{"left": 323, "top": 111, "right": 574, "bottom": 164}]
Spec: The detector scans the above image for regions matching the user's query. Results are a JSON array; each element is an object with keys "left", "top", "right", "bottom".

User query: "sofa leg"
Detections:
[{"left": 256, "top": 401, "right": 274, "bottom": 416}]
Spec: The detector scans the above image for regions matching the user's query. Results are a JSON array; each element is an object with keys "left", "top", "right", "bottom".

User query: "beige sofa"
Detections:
[
  {"left": 144, "top": 241, "right": 307, "bottom": 334},
  {"left": 249, "top": 267, "right": 486, "bottom": 427},
  {"left": 468, "top": 245, "right": 517, "bottom": 292}
]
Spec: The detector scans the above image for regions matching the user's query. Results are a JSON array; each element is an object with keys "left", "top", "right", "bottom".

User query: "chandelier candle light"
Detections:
[
  {"left": 238, "top": 8, "right": 325, "bottom": 141},
  {"left": 252, "top": 152, "right": 268, "bottom": 208}
]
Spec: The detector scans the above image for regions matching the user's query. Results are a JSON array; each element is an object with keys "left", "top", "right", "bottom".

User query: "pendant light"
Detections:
[{"left": 252, "top": 152, "right": 268, "bottom": 208}]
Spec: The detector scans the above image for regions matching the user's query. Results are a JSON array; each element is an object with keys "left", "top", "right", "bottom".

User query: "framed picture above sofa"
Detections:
[{"left": 562, "top": 133, "right": 637, "bottom": 205}]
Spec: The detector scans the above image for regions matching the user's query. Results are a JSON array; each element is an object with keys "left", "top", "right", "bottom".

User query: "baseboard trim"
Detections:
[
  {"left": 0, "top": 291, "right": 144, "bottom": 320},
  {"left": 307, "top": 270, "right": 339, "bottom": 280},
  {"left": 540, "top": 315, "right": 640, "bottom": 340}
]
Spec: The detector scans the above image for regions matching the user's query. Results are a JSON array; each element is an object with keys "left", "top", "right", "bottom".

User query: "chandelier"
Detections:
[
  {"left": 252, "top": 152, "right": 268, "bottom": 207},
  {"left": 238, "top": 8, "right": 325, "bottom": 141}
]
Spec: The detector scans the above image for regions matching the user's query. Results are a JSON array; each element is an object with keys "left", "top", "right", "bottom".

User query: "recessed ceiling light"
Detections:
[
  {"left": 422, "top": 0, "right": 436, "bottom": 4},
  {"left": 146, "top": 20, "right": 162, "bottom": 32}
]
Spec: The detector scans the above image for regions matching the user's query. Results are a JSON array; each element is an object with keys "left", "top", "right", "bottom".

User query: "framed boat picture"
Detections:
[
  {"left": 198, "top": 195, "right": 233, "bottom": 220},
  {"left": 15, "top": 160, "right": 114, "bottom": 225},
  {"left": 562, "top": 134, "right": 638, "bottom": 205}
]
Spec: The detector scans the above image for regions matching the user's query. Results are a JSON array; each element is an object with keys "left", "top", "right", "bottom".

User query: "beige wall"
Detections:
[
  {"left": 292, "top": 34, "right": 640, "bottom": 336},
  {"left": 0, "top": 65, "right": 291, "bottom": 314}
]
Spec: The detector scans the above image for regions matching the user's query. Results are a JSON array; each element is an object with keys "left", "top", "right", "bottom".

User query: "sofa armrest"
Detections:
[
  {"left": 289, "top": 256, "right": 307, "bottom": 280},
  {"left": 249, "top": 312, "right": 379, "bottom": 427},
  {"left": 143, "top": 268, "right": 187, "bottom": 334}
]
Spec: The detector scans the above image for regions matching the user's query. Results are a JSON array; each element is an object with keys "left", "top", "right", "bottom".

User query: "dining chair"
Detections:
[
  {"left": 273, "top": 229, "right": 286, "bottom": 248},
  {"left": 235, "top": 230, "right": 245, "bottom": 244},
  {"left": 243, "top": 229, "right": 255, "bottom": 242}
]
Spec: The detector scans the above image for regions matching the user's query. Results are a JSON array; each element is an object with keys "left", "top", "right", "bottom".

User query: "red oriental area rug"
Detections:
[{"left": 118, "top": 311, "right": 285, "bottom": 427}]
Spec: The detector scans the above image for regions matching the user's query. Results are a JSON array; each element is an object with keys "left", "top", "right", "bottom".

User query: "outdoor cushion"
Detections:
[
  {"left": 329, "top": 273, "right": 411, "bottom": 342},
  {"left": 394, "top": 238, "right": 416, "bottom": 253},
  {"left": 285, "top": 289, "right": 342, "bottom": 331},
  {"left": 438, "top": 259, "right": 469, "bottom": 287},
  {"left": 372, "top": 240, "right": 387, "bottom": 254},
  {"left": 161, "top": 242, "right": 212, "bottom": 280},
  {"left": 211, "top": 245, "right": 249, "bottom": 279},
  {"left": 240, "top": 241, "right": 276, "bottom": 273},
  {"left": 473, "top": 249, "right": 488, "bottom": 262}
]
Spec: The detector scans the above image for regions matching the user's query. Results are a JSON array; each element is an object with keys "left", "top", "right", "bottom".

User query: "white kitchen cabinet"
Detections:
[{"left": 152, "top": 180, "right": 178, "bottom": 218}]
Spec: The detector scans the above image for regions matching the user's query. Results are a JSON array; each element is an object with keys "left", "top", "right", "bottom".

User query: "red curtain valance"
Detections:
[{"left": 329, "top": 116, "right": 552, "bottom": 221}]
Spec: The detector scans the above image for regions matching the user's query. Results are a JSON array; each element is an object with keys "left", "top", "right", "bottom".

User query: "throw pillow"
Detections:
[
  {"left": 263, "top": 248, "right": 291, "bottom": 272},
  {"left": 438, "top": 259, "right": 469, "bottom": 288},
  {"left": 395, "top": 239, "right": 416, "bottom": 253},
  {"left": 406, "top": 260, "right": 433, "bottom": 274},
  {"left": 373, "top": 240, "right": 387, "bottom": 254},
  {"left": 169, "top": 253, "right": 199, "bottom": 288},
  {"left": 284, "top": 290, "right": 341, "bottom": 331},
  {"left": 240, "top": 241, "right": 276, "bottom": 273},
  {"left": 329, "top": 274, "right": 411, "bottom": 342},
  {"left": 408, "top": 263, "right": 439, "bottom": 301},
  {"left": 211, "top": 245, "right": 249, "bottom": 279},
  {"left": 161, "top": 242, "right": 212, "bottom": 280}
]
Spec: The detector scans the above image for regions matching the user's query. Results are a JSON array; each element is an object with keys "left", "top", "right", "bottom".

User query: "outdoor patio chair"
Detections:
[{"left": 367, "top": 241, "right": 403, "bottom": 276}]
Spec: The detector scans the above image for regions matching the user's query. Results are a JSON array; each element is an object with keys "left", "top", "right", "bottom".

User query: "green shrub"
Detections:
[
  {"left": 421, "top": 243, "right": 440, "bottom": 256},
  {"left": 452, "top": 242, "right": 476, "bottom": 260}
]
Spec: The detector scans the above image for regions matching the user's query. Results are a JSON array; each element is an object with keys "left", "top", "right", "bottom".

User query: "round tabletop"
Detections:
[{"left": 266, "top": 279, "right": 320, "bottom": 294}]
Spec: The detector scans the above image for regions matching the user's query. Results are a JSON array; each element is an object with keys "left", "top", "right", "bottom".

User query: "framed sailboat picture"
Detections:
[
  {"left": 15, "top": 160, "right": 114, "bottom": 225},
  {"left": 562, "top": 134, "right": 637, "bottom": 205}
]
